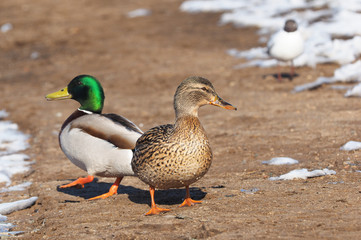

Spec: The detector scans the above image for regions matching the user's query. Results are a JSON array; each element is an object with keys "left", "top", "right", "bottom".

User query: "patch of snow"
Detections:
[
  {"left": 0, "top": 221, "right": 23, "bottom": 236},
  {"left": 269, "top": 168, "right": 336, "bottom": 180},
  {"left": 0, "top": 197, "right": 38, "bottom": 215},
  {"left": 180, "top": 0, "right": 248, "bottom": 13},
  {"left": 292, "top": 76, "right": 336, "bottom": 93},
  {"left": 0, "top": 110, "right": 8, "bottom": 119},
  {"left": 345, "top": 82, "right": 361, "bottom": 97},
  {"left": 0, "top": 223, "right": 15, "bottom": 234},
  {"left": 0, "top": 154, "right": 33, "bottom": 186},
  {"left": 340, "top": 141, "right": 361, "bottom": 151},
  {"left": 294, "top": 60, "right": 361, "bottom": 92},
  {"left": 240, "top": 188, "right": 259, "bottom": 194},
  {"left": 127, "top": 8, "right": 152, "bottom": 18},
  {"left": 330, "top": 85, "right": 350, "bottom": 90},
  {"left": 0, "top": 111, "right": 36, "bottom": 235},
  {"left": 1, "top": 23, "right": 12, "bottom": 33},
  {"left": 262, "top": 157, "right": 299, "bottom": 165},
  {"left": 0, "top": 121, "right": 30, "bottom": 156},
  {"left": 181, "top": 0, "right": 361, "bottom": 92},
  {"left": 328, "top": 181, "right": 344, "bottom": 184},
  {"left": 0, "top": 182, "right": 32, "bottom": 193}
]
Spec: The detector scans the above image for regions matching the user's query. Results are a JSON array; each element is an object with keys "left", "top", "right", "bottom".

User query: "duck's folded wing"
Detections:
[
  {"left": 103, "top": 113, "right": 143, "bottom": 134},
  {"left": 69, "top": 114, "right": 142, "bottom": 149}
]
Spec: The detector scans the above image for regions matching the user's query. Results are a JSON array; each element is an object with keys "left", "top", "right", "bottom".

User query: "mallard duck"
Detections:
[
  {"left": 267, "top": 19, "right": 304, "bottom": 81},
  {"left": 46, "top": 75, "right": 142, "bottom": 200},
  {"left": 131, "top": 76, "right": 237, "bottom": 215}
]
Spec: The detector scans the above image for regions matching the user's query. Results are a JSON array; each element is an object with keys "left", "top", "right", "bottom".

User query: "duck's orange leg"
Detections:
[
  {"left": 60, "top": 175, "right": 94, "bottom": 189},
  {"left": 145, "top": 186, "right": 170, "bottom": 215},
  {"left": 88, "top": 177, "right": 123, "bottom": 200},
  {"left": 179, "top": 185, "right": 202, "bottom": 207}
]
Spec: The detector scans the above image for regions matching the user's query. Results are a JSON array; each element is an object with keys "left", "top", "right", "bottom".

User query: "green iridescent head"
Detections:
[{"left": 46, "top": 75, "right": 105, "bottom": 113}]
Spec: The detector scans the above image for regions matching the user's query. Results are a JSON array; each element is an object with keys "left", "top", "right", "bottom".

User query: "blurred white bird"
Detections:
[{"left": 267, "top": 19, "right": 304, "bottom": 81}]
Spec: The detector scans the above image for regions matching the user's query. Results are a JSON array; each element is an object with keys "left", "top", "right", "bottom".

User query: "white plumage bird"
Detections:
[{"left": 267, "top": 19, "right": 304, "bottom": 81}]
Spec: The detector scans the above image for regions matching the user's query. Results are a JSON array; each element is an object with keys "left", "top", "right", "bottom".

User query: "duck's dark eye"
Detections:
[
  {"left": 201, "top": 87, "right": 208, "bottom": 92},
  {"left": 76, "top": 81, "right": 82, "bottom": 86}
]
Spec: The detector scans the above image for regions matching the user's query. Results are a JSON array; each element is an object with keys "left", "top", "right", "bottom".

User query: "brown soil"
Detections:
[{"left": 1, "top": 0, "right": 361, "bottom": 239}]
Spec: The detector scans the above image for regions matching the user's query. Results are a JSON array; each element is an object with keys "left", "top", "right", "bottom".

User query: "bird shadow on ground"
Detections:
[
  {"left": 127, "top": 186, "right": 207, "bottom": 206},
  {"left": 57, "top": 178, "right": 207, "bottom": 206},
  {"left": 263, "top": 72, "right": 299, "bottom": 81}
]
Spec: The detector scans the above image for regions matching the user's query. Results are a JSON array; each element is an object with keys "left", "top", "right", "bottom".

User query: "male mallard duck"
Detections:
[
  {"left": 267, "top": 19, "right": 304, "bottom": 81},
  {"left": 131, "top": 76, "right": 237, "bottom": 215},
  {"left": 46, "top": 75, "right": 142, "bottom": 200}
]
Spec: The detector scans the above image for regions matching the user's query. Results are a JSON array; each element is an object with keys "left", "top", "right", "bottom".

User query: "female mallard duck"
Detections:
[
  {"left": 132, "top": 76, "right": 236, "bottom": 215},
  {"left": 46, "top": 75, "right": 142, "bottom": 200}
]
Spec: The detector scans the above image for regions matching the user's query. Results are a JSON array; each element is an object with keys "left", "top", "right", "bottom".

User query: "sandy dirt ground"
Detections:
[{"left": 1, "top": 0, "right": 361, "bottom": 239}]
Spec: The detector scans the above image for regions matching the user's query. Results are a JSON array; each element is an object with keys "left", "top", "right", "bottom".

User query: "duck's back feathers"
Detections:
[
  {"left": 135, "top": 124, "right": 174, "bottom": 148},
  {"left": 70, "top": 113, "right": 142, "bottom": 149},
  {"left": 103, "top": 113, "right": 143, "bottom": 135}
]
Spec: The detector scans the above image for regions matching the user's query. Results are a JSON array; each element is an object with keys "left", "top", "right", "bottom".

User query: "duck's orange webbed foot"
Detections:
[
  {"left": 88, "top": 177, "right": 123, "bottom": 201},
  {"left": 145, "top": 186, "right": 171, "bottom": 215},
  {"left": 60, "top": 175, "right": 94, "bottom": 189},
  {"left": 179, "top": 185, "right": 202, "bottom": 207},
  {"left": 145, "top": 206, "right": 170, "bottom": 216},
  {"left": 179, "top": 198, "right": 202, "bottom": 207}
]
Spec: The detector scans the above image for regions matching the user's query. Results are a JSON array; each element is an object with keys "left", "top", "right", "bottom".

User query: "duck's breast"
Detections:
[
  {"left": 59, "top": 113, "right": 142, "bottom": 177},
  {"left": 133, "top": 118, "right": 212, "bottom": 189}
]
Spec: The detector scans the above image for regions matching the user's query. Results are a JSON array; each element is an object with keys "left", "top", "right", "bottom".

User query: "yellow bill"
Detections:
[{"left": 45, "top": 87, "right": 72, "bottom": 101}]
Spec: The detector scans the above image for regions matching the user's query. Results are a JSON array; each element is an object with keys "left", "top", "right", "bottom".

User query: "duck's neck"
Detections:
[
  {"left": 174, "top": 115, "right": 203, "bottom": 133},
  {"left": 79, "top": 102, "right": 103, "bottom": 114},
  {"left": 77, "top": 108, "right": 95, "bottom": 114},
  {"left": 77, "top": 90, "right": 104, "bottom": 114},
  {"left": 175, "top": 105, "right": 200, "bottom": 118},
  {"left": 174, "top": 93, "right": 201, "bottom": 119}
]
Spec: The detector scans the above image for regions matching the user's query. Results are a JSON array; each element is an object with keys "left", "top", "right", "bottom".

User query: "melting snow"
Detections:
[
  {"left": 0, "top": 23, "right": 12, "bottom": 33},
  {"left": 0, "top": 154, "right": 33, "bottom": 187},
  {"left": 340, "top": 141, "right": 361, "bottom": 151},
  {"left": 181, "top": 0, "right": 361, "bottom": 93},
  {"left": 269, "top": 168, "right": 336, "bottom": 180},
  {"left": 294, "top": 60, "right": 361, "bottom": 92},
  {"left": 262, "top": 157, "right": 299, "bottom": 165},
  {"left": 0, "top": 110, "right": 37, "bottom": 235},
  {"left": 127, "top": 8, "right": 152, "bottom": 18},
  {"left": 345, "top": 83, "right": 361, "bottom": 97},
  {"left": 0, "top": 121, "right": 29, "bottom": 156},
  {"left": 0, "top": 182, "right": 32, "bottom": 193},
  {"left": 240, "top": 188, "right": 259, "bottom": 194},
  {"left": 0, "top": 197, "right": 38, "bottom": 215}
]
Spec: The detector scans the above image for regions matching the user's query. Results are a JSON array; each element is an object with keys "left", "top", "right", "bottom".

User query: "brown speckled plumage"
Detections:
[
  {"left": 131, "top": 76, "right": 236, "bottom": 215},
  {"left": 132, "top": 115, "right": 212, "bottom": 189}
]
